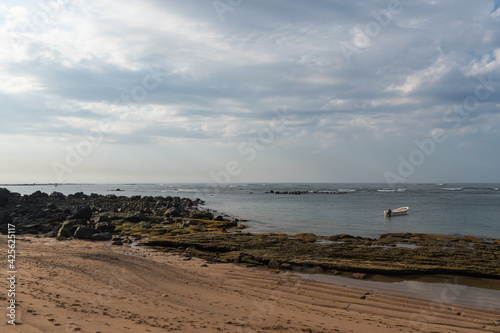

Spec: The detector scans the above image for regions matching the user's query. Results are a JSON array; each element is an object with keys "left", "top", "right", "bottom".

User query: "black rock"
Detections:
[
  {"left": 94, "top": 215, "right": 111, "bottom": 223},
  {"left": 164, "top": 207, "right": 180, "bottom": 217},
  {"left": 124, "top": 212, "right": 147, "bottom": 223},
  {"left": 73, "top": 226, "right": 96, "bottom": 239},
  {"left": 95, "top": 222, "right": 115, "bottom": 233},
  {"left": 57, "top": 227, "right": 72, "bottom": 239},
  {"left": 30, "top": 191, "right": 49, "bottom": 199},
  {"left": 72, "top": 206, "right": 93, "bottom": 220},
  {"left": 61, "top": 220, "right": 76, "bottom": 229},
  {"left": 44, "top": 230, "right": 58, "bottom": 238},
  {"left": 0, "top": 188, "right": 11, "bottom": 207},
  {"left": 92, "top": 232, "right": 112, "bottom": 241},
  {"left": 49, "top": 192, "right": 66, "bottom": 200},
  {"left": 46, "top": 202, "right": 57, "bottom": 210},
  {"left": 0, "top": 211, "right": 12, "bottom": 225}
]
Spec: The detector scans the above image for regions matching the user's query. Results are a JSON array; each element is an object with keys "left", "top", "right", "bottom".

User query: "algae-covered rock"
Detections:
[
  {"left": 268, "top": 259, "right": 281, "bottom": 269},
  {"left": 294, "top": 233, "right": 317, "bottom": 243}
]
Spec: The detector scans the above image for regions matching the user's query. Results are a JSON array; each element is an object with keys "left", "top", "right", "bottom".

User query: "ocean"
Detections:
[
  {"left": 4, "top": 182, "right": 500, "bottom": 310},
  {"left": 3, "top": 183, "right": 500, "bottom": 239}
]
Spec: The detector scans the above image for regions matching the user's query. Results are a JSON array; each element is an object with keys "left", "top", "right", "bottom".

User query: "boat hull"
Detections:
[{"left": 384, "top": 207, "right": 409, "bottom": 217}]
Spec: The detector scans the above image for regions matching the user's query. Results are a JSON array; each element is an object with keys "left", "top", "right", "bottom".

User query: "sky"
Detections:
[{"left": 0, "top": 0, "right": 499, "bottom": 185}]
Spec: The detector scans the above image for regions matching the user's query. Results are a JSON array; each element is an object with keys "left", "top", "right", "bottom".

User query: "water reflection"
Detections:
[{"left": 296, "top": 273, "right": 500, "bottom": 311}]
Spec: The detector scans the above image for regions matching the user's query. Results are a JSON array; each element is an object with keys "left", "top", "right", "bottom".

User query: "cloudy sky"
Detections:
[{"left": 1, "top": 0, "right": 499, "bottom": 184}]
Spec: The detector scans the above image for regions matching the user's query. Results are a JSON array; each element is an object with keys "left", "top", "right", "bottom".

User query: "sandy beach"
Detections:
[{"left": 2, "top": 235, "right": 499, "bottom": 333}]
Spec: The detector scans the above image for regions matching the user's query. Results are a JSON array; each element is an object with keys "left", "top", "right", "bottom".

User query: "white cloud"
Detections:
[
  {"left": 0, "top": 70, "right": 45, "bottom": 93},
  {"left": 1, "top": 0, "right": 500, "bottom": 182},
  {"left": 387, "top": 56, "right": 452, "bottom": 94},
  {"left": 465, "top": 48, "right": 500, "bottom": 76}
]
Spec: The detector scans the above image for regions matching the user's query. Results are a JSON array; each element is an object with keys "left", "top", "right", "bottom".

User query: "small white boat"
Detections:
[{"left": 384, "top": 207, "right": 409, "bottom": 217}]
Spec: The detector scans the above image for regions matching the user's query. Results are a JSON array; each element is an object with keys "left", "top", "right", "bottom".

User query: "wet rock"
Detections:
[
  {"left": 92, "top": 232, "right": 113, "bottom": 241},
  {"left": 73, "top": 226, "right": 96, "bottom": 239}
]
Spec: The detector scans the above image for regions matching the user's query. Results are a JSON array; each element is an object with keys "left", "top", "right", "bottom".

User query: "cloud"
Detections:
[{"left": 1, "top": 0, "right": 499, "bottom": 183}]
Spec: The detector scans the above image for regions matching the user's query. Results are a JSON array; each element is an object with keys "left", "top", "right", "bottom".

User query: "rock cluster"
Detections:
[{"left": 0, "top": 188, "right": 207, "bottom": 241}]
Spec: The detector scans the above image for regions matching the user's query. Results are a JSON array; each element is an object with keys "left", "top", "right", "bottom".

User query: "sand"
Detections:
[{"left": 1, "top": 235, "right": 499, "bottom": 333}]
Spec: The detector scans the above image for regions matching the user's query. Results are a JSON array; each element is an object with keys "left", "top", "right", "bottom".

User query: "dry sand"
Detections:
[{"left": 1, "top": 235, "right": 499, "bottom": 333}]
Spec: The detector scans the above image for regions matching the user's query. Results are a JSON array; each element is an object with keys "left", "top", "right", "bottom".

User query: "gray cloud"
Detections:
[{"left": 1, "top": 0, "right": 499, "bottom": 183}]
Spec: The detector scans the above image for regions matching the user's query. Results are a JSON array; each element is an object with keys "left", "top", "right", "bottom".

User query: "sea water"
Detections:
[
  {"left": 4, "top": 182, "right": 500, "bottom": 310},
  {"left": 3, "top": 183, "right": 500, "bottom": 239}
]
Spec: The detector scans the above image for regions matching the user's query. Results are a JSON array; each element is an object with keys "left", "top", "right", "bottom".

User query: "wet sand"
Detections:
[{"left": 2, "top": 235, "right": 500, "bottom": 333}]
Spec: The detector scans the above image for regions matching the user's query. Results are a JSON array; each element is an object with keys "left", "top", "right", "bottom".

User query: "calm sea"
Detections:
[
  {"left": 3, "top": 183, "right": 500, "bottom": 239},
  {"left": 5, "top": 182, "right": 500, "bottom": 310}
]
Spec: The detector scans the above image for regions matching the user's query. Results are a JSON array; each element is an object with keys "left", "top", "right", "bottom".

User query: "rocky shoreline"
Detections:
[{"left": 1, "top": 188, "right": 500, "bottom": 279}]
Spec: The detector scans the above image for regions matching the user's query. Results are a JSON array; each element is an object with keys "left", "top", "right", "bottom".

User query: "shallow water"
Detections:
[{"left": 296, "top": 273, "right": 500, "bottom": 311}]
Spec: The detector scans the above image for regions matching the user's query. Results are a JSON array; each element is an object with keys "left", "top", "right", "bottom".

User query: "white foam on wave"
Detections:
[{"left": 177, "top": 188, "right": 199, "bottom": 192}]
